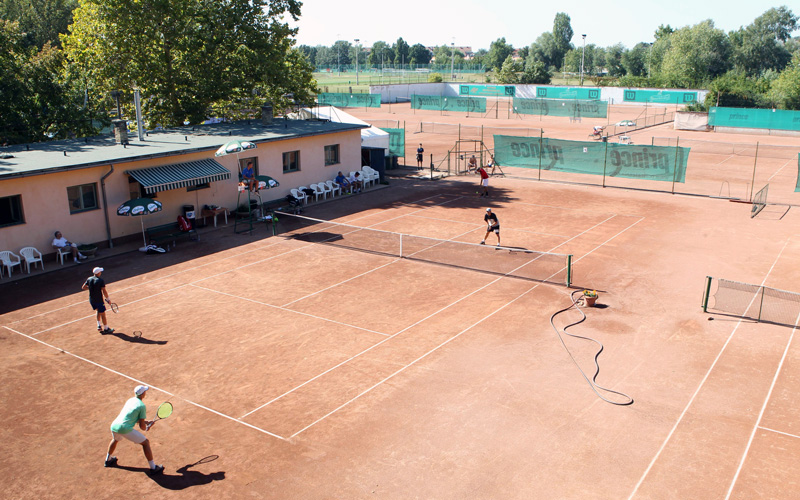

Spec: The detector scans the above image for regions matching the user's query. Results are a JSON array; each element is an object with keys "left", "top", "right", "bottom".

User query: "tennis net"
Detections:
[
  {"left": 273, "top": 212, "right": 573, "bottom": 286},
  {"left": 702, "top": 276, "right": 800, "bottom": 326}
]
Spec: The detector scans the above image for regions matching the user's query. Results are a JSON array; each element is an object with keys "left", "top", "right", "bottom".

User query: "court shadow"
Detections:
[
  {"left": 106, "top": 331, "right": 168, "bottom": 345},
  {"left": 151, "top": 456, "right": 226, "bottom": 490}
]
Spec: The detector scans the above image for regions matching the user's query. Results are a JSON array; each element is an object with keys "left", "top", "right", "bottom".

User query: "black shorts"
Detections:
[
  {"left": 416, "top": 154, "right": 423, "bottom": 161},
  {"left": 488, "top": 225, "right": 500, "bottom": 233}
]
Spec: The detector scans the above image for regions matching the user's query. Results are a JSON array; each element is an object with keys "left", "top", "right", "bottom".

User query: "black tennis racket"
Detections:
[
  {"left": 106, "top": 299, "right": 119, "bottom": 313},
  {"left": 146, "top": 402, "right": 173, "bottom": 430}
]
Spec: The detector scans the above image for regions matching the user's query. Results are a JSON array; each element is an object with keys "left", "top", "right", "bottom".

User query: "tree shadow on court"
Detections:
[{"left": 105, "top": 331, "right": 168, "bottom": 345}]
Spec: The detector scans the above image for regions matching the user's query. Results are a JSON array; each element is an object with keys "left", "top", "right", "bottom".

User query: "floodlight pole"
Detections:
[
  {"left": 337, "top": 34, "right": 341, "bottom": 76},
  {"left": 354, "top": 39, "right": 360, "bottom": 85},
  {"left": 648, "top": 42, "right": 653, "bottom": 78},
  {"left": 580, "top": 34, "right": 587, "bottom": 86},
  {"left": 450, "top": 39, "right": 455, "bottom": 80}
]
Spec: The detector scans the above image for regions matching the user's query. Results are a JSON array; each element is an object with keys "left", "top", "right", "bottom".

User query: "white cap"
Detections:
[
  {"left": 486, "top": 208, "right": 492, "bottom": 212},
  {"left": 92, "top": 267, "right": 104, "bottom": 275},
  {"left": 135, "top": 385, "right": 149, "bottom": 395}
]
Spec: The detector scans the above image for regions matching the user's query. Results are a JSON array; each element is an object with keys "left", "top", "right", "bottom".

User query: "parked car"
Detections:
[{"left": 616, "top": 120, "right": 636, "bottom": 127}]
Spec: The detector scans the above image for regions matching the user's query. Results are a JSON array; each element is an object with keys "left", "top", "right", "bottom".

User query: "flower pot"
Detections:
[{"left": 584, "top": 295, "right": 597, "bottom": 307}]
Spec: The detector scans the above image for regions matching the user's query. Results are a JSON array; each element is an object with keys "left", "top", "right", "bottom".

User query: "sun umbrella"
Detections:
[
  {"left": 117, "top": 198, "right": 163, "bottom": 247},
  {"left": 214, "top": 140, "right": 256, "bottom": 157}
]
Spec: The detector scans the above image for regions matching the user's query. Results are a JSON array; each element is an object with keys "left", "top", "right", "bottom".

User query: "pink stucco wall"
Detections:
[{"left": 0, "top": 129, "right": 362, "bottom": 254}]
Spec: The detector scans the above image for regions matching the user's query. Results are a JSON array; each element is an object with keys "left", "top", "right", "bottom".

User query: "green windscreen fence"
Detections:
[
  {"left": 623, "top": 89, "right": 698, "bottom": 104},
  {"left": 513, "top": 98, "right": 608, "bottom": 118},
  {"left": 459, "top": 84, "right": 516, "bottom": 97},
  {"left": 709, "top": 107, "right": 800, "bottom": 132},
  {"left": 493, "top": 135, "right": 689, "bottom": 182},
  {"left": 381, "top": 128, "right": 405, "bottom": 157},
  {"left": 411, "top": 95, "right": 487, "bottom": 113},
  {"left": 317, "top": 93, "right": 381, "bottom": 108},
  {"left": 536, "top": 87, "right": 601, "bottom": 100}
]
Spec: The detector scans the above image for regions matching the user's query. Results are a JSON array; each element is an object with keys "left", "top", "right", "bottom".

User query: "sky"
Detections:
[{"left": 291, "top": 0, "right": 797, "bottom": 51}]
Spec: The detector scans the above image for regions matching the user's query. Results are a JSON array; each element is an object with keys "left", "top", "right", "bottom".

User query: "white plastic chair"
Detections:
[
  {"left": 311, "top": 183, "right": 326, "bottom": 202},
  {"left": 53, "top": 245, "right": 71, "bottom": 265},
  {"left": 20, "top": 247, "right": 44, "bottom": 273},
  {"left": 362, "top": 167, "right": 379, "bottom": 188},
  {"left": 290, "top": 188, "right": 307, "bottom": 205},
  {"left": 326, "top": 180, "right": 341, "bottom": 198},
  {"left": 317, "top": 181, "right": 332, "bottom": 200},
  {"left": 0, "top": 251, "right": 22, "bottom": 277}
]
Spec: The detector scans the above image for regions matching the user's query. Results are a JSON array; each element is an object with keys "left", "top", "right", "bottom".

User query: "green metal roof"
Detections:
[{"left": 126, "top": 159, "right": 231, "bottom": 194}]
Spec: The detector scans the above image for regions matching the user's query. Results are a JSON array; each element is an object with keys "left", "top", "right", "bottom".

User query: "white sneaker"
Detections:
[{"left": 79, "top": 253, "right": 87, "bottom": 259}]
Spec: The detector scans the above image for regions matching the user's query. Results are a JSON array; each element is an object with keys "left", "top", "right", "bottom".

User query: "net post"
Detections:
[
  {"left": 757, "top": 285, "right": 765, "bottom": 322},
  {"left": 602, "top": 139, "right": 608, "bottom": 188},
  {"left": 671, "top": 137, "right": 680, "bottom": 194},
  {"left": 538, "top": 130, "right": 543, "bottom": 181},
  {"left": 702, "top": 276, "right": 712, "bottom": 312},
  {"left": 566, "top": 255, "right": 573, "bottom": 287},
  {"left": 271, "top": 211, "right": 278, "bottom": 236},
  {"left": 749, "top": 142, "right": 759, "bottom": 202},
  {"left": 399, "top": 233, "right": 403, "bottom": 258}
]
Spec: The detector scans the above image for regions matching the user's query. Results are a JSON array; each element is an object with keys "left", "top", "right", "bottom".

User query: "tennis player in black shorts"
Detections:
[
  {"left": 83, "top": 266, "right": 114, "bottom": 334},
  {"left": 481, "top": 208, "right": 500, "bottom": 246}
]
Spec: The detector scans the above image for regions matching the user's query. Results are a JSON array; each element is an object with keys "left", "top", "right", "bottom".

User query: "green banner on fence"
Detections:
[
  {"left": 513, "top": 98, "right": 608, "bottom": 118},
  {"left": 623, "top": 89, "right": 697, "bottom": 104},
  {"left": 459, "top": 84, "right": 516, "bottom": 97},
  {"left": 317, "top": 93, "right": 381, "bottom": 108},
  {"left": 493, "top": 135, "right": 689, "bottom": 183},
  {"left": 381, "top": 128, "right": 405, "bottom": 157},
  {"left": 709, "top": 107, "right": 800, "bottom": 132},
  {"left": 796, "top": 154, "right": 800, "bottom": 192},
  {"left": 536, "top": 87, "right": 601, "bottom": 100},
  {"left": 411, "top": 95, "right": 487, "bottom": 112}
]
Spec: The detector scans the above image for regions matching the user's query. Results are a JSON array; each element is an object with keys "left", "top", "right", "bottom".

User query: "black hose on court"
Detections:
[{"left": 549, "top": 289, "right": 634, "bottom": 406}]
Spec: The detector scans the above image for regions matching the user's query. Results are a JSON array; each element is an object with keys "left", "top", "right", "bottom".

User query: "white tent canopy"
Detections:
[{"left": 300, "top": 106, "right": 390, "bottom": 153}]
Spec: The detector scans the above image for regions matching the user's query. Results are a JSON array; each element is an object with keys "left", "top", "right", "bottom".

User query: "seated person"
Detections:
[
  {"left": 592, "top": 125, "right": 604, "bottom": 137},
  {"left": 52, "top": 231, "right": 86, "bottom": 263},
  {"left": 241, "top": 161, "right": 257, "bottom": 192},
  {"left": 348, "top": 171, "right": 363, "bottom": 193},
  {"left": 467, "top": 155, "right": 477, "bottom": 171},
  {"left": 334, "top": 171, "right": 352, "bottom": 193}
]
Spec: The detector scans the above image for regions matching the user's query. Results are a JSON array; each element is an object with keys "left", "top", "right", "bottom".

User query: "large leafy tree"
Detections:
[
  {"left": 730, "top": 6, "right": 798, "bottom": 76},
  {"left": 622, "top": 43, "right": 650, "bottom": 77},
  {"left": 393, "top": 37, "right": 409, "bottom": 66},
  {"left": 62, "top": 0, "right": 316, "bottom": 127},
  {"left": 485, "top": 37, "right": 514, "bottom": 71},
  {"left": 659, "top": 20, "right": 730, "bottom": 87},
  {"left": 368, "top": 41, "right": 395, "bottom": 66},
  {"left": 551, "top": 12, "right": 574, "bottom": 70},
  {"left": 408, "top": 43, "right": 430, "bottom": 65},
  {"left": 0, "top": 0, "right": 76, "bottom": 49},
  {"left": 769, "top": 52, "right": 800, "bottom": 109}
]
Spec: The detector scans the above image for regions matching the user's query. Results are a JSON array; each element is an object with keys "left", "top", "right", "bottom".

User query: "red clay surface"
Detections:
[{"left": 2, "top": 105, "right": 800, "bottom": 499}]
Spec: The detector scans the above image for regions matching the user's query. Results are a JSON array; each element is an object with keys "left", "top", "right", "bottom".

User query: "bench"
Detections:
[{"left": 145, "top": 222, "right": 199, "bottom": 247}]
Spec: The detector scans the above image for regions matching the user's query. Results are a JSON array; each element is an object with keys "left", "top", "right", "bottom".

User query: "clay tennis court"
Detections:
[{"left": 2, "top": 105, "right": 800, "bottom": 499}]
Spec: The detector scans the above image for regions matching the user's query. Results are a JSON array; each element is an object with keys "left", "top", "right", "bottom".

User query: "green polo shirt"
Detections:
[{"left": 110, "top": 397, "right": 146, "bottom": 434}]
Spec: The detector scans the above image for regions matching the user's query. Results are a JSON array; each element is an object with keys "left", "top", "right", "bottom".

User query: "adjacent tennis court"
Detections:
[{"left": 2, "top": 128, "right": 800, "bottom": 498}]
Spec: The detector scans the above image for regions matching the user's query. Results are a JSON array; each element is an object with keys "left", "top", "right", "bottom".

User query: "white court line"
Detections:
[
  {"left": 724, "top": 312, "right": 800, "bottom": 499},
  {"left": 2, "top": 325, "right": 288, "bottom": 441},
  {"left": 190, "top": 283, "right": 391, "bottom": 338},
  {"left": 758, "top": 426, "right": 800, "bottom": 441},
  {"left": 285, "top": 213, "right": 644, "bottom": 436},
  {"left": 767, "top": 157, "right": 796, "bottom": 182},
  {"left": 628, "top": 239, "right": 790, "bottom": 500}
]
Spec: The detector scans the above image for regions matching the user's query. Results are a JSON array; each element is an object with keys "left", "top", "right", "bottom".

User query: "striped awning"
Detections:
[{"left": 126, "top": 159, "right": 231, "bottom": 194}]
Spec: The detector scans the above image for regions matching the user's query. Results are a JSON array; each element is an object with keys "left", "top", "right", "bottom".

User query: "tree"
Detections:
[
  {"left": 393, "top": 37, "right": 409, "bottom": 66},
  {"left": 327, "top": 40, "right": 352, "bottom": 68},
  {"left": 521, "top": 58, "right": 551, "bottom": 84},
  {"left": 622, "top": 43, "right": 650, "bottom": 77},
  {"left": 62, "top": 0, "right": 315, "bottom": 127},
  {"left": 368, "top": 41, "right": 395, "bottom": 67},
  {"left": 433, "top": 45, "right": 463, "bottom": 67},
  {"left": 496, "top": 55, "right": 522, "bottom": 84},
  {"left": 408, "top": 43, "right": 430, "bottom": 65},
  {"left": 604, "top": 43, "right": 626, "bottom": 77},
  {"left": 551, "top": 12, "right": 574, "bottom": 69},
  {"left": 472, "top": 48, "right": 487, "bottom": 67},
  {"left": 485, "top": 37, "right": 514, "bottom": 71},
  {"left": 297, "top": 45, "right": 316, "bottom": 66},
  {"left": 0, "top": 0, "right": 77, "bottom": 49},
  {"left": 769, "top": 52, "right": 800, "bottom": 109},
  {"left": 659, "top": 20, "right": 730, "bottom": 87},
  {"left": 730, "top": 6, "right": 798, "bottom": 76}
]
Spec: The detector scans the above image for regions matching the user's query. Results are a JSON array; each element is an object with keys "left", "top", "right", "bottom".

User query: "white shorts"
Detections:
[
  {"left": 111, "top": 429, "right": 146, "bottom": 444},
  {"left": 481, "top": 179, "right": 489, "bottom": 187}
]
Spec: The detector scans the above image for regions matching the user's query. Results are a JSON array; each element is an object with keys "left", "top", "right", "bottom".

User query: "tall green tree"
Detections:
[
  {"left": 496, "top": 55, "right": 522, "bottom": 84},
  {"left": 62, "top": 0, "right": 316, "bottom": 127},
  {"left": 659, "top": 20, "right": 730, "bottom": 87},
  {"left": 368, "top": 41, "right": 394, "bottom": 66},
  {"left": 604, "top": 43, "right": 626, "bottom": 77},
  {"left": 769, "top": 52, "right": 800, "bottom": 109},
  {"left": 433, "top": 45, "right": 463, "bottom": 67},
  {"left": 621, "top": 43, "right": 650, "bottom": 77},
  {"left": 0, "top": 0, "right": 77, "bottom": 49},
  {"left": 551, "top": 12, "right": 574, "bottom": 70},
  {"left": 393, "top": 37, "right": 409, "bottom": 66},
  {"left": 730, "top": 6, "right": 798, "bottom": 76},
  {"left": 485, "top": 37, "right": 514, "bottom": 71},
  {"left": 408, "top": 43, "right": 430, "bottom": 65}
]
